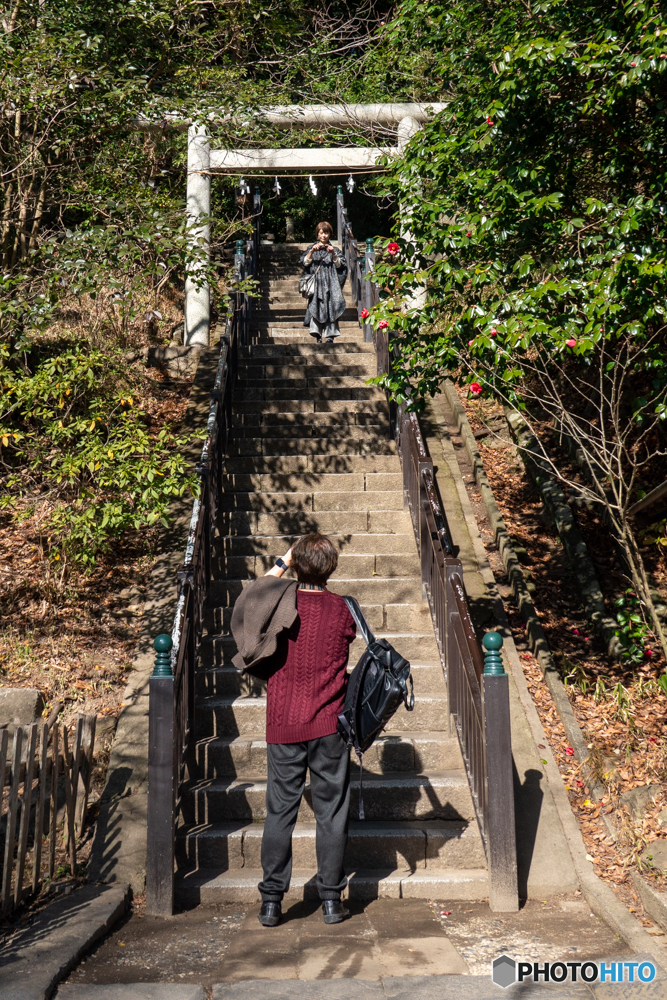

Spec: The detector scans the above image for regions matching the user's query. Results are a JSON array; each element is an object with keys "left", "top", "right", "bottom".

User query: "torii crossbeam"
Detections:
[{"left": 184, "top": 102, "right": 446, "bottom": 346}]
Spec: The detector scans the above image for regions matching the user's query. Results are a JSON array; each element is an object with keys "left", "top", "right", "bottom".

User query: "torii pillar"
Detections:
[{"left": 185, "top": 125, "right": 211, "bottom": 348}]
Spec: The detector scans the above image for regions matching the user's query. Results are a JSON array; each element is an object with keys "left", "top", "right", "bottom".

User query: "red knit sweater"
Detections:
[{"left": 265, "top": 589, "right": 356, "bottom": 744}]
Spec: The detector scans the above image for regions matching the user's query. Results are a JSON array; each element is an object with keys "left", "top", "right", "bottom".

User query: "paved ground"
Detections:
[{"left": 57, "top": 894, "right": 630, "bottom": 993}]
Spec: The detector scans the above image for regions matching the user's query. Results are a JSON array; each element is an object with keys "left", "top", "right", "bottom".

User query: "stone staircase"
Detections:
[{"left": 176, "top": 243, "right": 488, "bottom": 903}]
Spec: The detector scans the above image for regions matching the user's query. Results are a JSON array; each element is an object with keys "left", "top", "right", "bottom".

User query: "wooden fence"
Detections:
[{"left": 0, "top": 715, "right": 96, "bottom": 914}]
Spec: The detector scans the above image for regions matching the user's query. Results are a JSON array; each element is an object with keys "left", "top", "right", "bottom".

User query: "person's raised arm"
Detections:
[{"left": 265, "top": 546, "right": 293, "bottom": 578}]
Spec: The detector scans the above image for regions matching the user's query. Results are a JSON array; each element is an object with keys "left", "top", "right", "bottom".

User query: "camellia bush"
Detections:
[{"left": 366, "top": 0, "right": 667, "bottom": 654}]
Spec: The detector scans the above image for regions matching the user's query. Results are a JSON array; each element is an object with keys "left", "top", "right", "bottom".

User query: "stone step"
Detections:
[
  {"left": 253, "top": 333, "right": 367, "bottom": 344},
  {"left": 195, "top": 730, "right": 461, "bottom": 779},
  {"left": 235, "top": 386, "right": 383, "bottom": 403},
  {"left": 253, "top": 321, "right": 361, "bottom": 331},
  {"left": 211, "top": 599, "right": 431, "bottom": 634},
  {"left": 242, "top": 343, "right": 374, "bottom": 357},
  {"left": 189, "top": 769, "right": 472, "bottom": 824},
  {"left": 227, "top": 437, "right": 396, "bottom": 457},
  {"left": 194, "top": 689, "right": 447, "bottom": 738},
  {"left": 224, "top": 455, "right": 400, "bottom": 474},
  {"left": 221, "top": 472, "right": 402, "bottom": 493},
  {"left": 218, "top": 489, "right": 404, "bottom": 513},
  {"left": 219, "top": 533, "right": 416, "bottom": 556},
  {"left": 239, "top": 376, "right": 372, "bottom": 392},
  {"left": 207, "top": 574, "right": 423, "bottom": 609},
  {"left": 239, "top": 362, "right": 377, "bottom": 378},
  {"left": 196, "top": 661, "right": 445, "bottom": 699},
  {"left": 237, "top": 398, "right": 389, "bottom": 416},
  {"left": 209, "top": 552, "right": 420, "bottom": 583},
  {"left": 251, "top": 325, "right": 361, "bottom": 332},
  {"left": 239, "top": 368, "right": 377, "bottom": 385},
  {"left": 217, "top": 509, "right": 411, "bottom": 536},
  {"left": 230, "top": 412, "right": 385, "bottom": 429},
  {"left": 254, "top": 303, "right": 359, "bottom": 313},
  {"left": 176, "top": 866, "right": 488, "bottom": 904},
  {"left": 228, "top": 424, "right": 389, "bottom": 442},
  {"left": 178, "top": 819, "right": 485, "bottom": 871}
]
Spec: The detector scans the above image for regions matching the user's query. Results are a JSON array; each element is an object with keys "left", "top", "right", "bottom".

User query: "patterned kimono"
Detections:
[{"left": 300, "top": 246, "right": 348, "bottom": 341}]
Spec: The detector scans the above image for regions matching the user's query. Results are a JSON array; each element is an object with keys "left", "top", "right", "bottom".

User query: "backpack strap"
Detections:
[{"left": 343, "top": 595, "right": 375, "bottom": 646}]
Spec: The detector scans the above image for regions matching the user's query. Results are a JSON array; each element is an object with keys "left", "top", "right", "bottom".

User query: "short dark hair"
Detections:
[
  {"left": 315, "top": 221, "right": 333, "bottom": 238},
  {"left": 292, "top": 533, "right": 338, "bottom": 585}
]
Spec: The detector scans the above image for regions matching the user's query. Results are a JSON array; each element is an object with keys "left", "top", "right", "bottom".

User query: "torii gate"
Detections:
[{"left": 183, "top": 103, "right": 446, "bottom": 346}]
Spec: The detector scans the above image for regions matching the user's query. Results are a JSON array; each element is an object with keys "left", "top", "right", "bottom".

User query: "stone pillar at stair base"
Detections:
[{"left": 185, "top": 124, "right": 211, "bottom": 347}]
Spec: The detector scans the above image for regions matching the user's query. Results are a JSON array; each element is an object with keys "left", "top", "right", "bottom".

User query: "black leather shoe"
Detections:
[
  {"left": 258, "top": 901, "right": 282, "bottom": 926},
  {"left": 322, "top": 900, "right": 350, "bottom": 924}
]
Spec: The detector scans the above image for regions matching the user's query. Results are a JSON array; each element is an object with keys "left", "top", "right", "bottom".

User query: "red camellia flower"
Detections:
[
  {"left": 565, "top": 747, "right": 575, "bottom": 756},
  {"left": 387, "top": 242, "right": 400, "bottom": 256},
  {"left": 360, "top": 308, "right": 369, "bottom": 320},
  {"left": 470, "top": 382, "right": 482, "bottom": 396},
  {"left": 468, "top": 340, "right": 475, "bottom": 347},
  {"left": 378, "top": 320, "right": 389, "bottom": 330},
  {"left": 466, "top": 231, "right": 472, "bottom": 237},
  {"left": 490, "top": 328, "right": 497, "bottom": 337},
  {"left": 565, "top": 338, "right": 577, "bottom": 348},
  {"left": 486, "top": 116, "right": 494, "bottom": 125},
  {"left": 645, "top": 648, "right": 653, "bottom": 658}
]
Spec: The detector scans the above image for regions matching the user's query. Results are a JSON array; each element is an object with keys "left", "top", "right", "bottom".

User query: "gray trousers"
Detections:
[{"left": 259, "top": 733, "right": 350, "bottom": 902}]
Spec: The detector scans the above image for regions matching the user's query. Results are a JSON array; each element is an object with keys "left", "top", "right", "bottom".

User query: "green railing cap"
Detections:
[
  {"left": 235, "top": 239, "right": 245, "bottom": 254},
  {"left": 153, "top": 634, "right": 173, "bottom": 677},
  {"left": 482, "top": 631, "right": 505, "bottom": 675},
  {"left": 366, "top": 237, "right": 374, "bottom": 252},
  {"left": 337, "top": 185, "right": 343, "bottom": 195}
]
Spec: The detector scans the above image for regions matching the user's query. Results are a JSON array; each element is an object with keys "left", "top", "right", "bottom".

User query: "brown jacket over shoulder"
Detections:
[{"left": 231, "top": 576, "right": 298, "bottom": 676}]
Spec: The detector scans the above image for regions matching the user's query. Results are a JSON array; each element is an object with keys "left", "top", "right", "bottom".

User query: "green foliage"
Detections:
[
  {"left": 0, "top": 0, "right": 398, "bottom": 568},
  {"left": 366, "top": 0, "right": 667, "bottom": 410},
  {"left": 0, "top": 347, "right": 197, "bottom": 565},
  {"left": 613, "top": 590, "right": 652, "bottom": 665}
]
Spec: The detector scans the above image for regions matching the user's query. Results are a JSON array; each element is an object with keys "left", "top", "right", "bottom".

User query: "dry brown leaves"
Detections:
[{"left": 458, "top": 390, "right": 667, "bottom": 898}]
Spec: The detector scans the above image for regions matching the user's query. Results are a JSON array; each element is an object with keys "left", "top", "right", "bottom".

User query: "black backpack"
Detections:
[{"left": 337, "top": 596, "right": 414, "bottom": 819}]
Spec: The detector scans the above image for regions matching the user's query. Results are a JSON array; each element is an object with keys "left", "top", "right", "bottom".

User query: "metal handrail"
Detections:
[
  {"left": 334, "top": 190, "right": 519, "bottom": 911},
  {"left": 146, "top": 198, "right": 261, "bottom": 917}
]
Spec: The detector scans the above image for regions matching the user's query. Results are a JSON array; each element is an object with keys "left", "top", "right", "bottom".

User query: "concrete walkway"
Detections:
[
  {"left": 421, "top": 392, "right": 577, "bottom": 899},
  {"left": 57, "top": 895, "right": 646, "bottom": 997}
]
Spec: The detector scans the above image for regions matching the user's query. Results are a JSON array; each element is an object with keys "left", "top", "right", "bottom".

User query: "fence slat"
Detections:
[
  {"left": 0, "top": 727, "right": 8, "bottom": 801},
  {"left": 48, "top": 724, "right": 59, "bottom": 880},
  {"left": 14, "top": 723, "right": 38, "bottom": 906},
  {"left": 61, "top": 727, "right": 77, "bottom": 876},
  {"left": 32, "top": 724, "right": 49, "bottom": 894},
  {"left": 75, "top": 716, "right": 96, "bottom": 836},
  {"left": 2, "top": 728, "right": 24, "bottom": 912}
]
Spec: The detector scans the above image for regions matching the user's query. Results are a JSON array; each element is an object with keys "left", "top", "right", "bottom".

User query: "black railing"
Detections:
[
  {"left": 146, "top": 203, "right": 260, "bottom": 917},
  {"left": 335, "top": 190, "right": 519, "bottom": 911}
]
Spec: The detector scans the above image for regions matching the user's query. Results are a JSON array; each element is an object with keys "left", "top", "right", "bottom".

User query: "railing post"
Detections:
[
  {"left": 146, "top": 633, "right": 175, "bottom": 918},
  {"left": 234, "top": 240, "right": 246, "bottom": 346},
  {"left": 482, "top": 631, "right": 519, "bottom": 912},
  {"left": 185, "top": 125, "right": 210, "bottom": 348},
  {"left": 336, "top": 185, "right": 344, "bottom": 248},
  {"left": 253, "top": 186, "right": 262, "bottom": 272},
  {"left": 364, "top": 238, "right": 375, "bottom": 345}
]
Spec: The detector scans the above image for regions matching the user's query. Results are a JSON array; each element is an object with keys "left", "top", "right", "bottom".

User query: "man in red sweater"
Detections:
[{"left": 255, "top": 533, "right": 356, "bottom": 926}]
